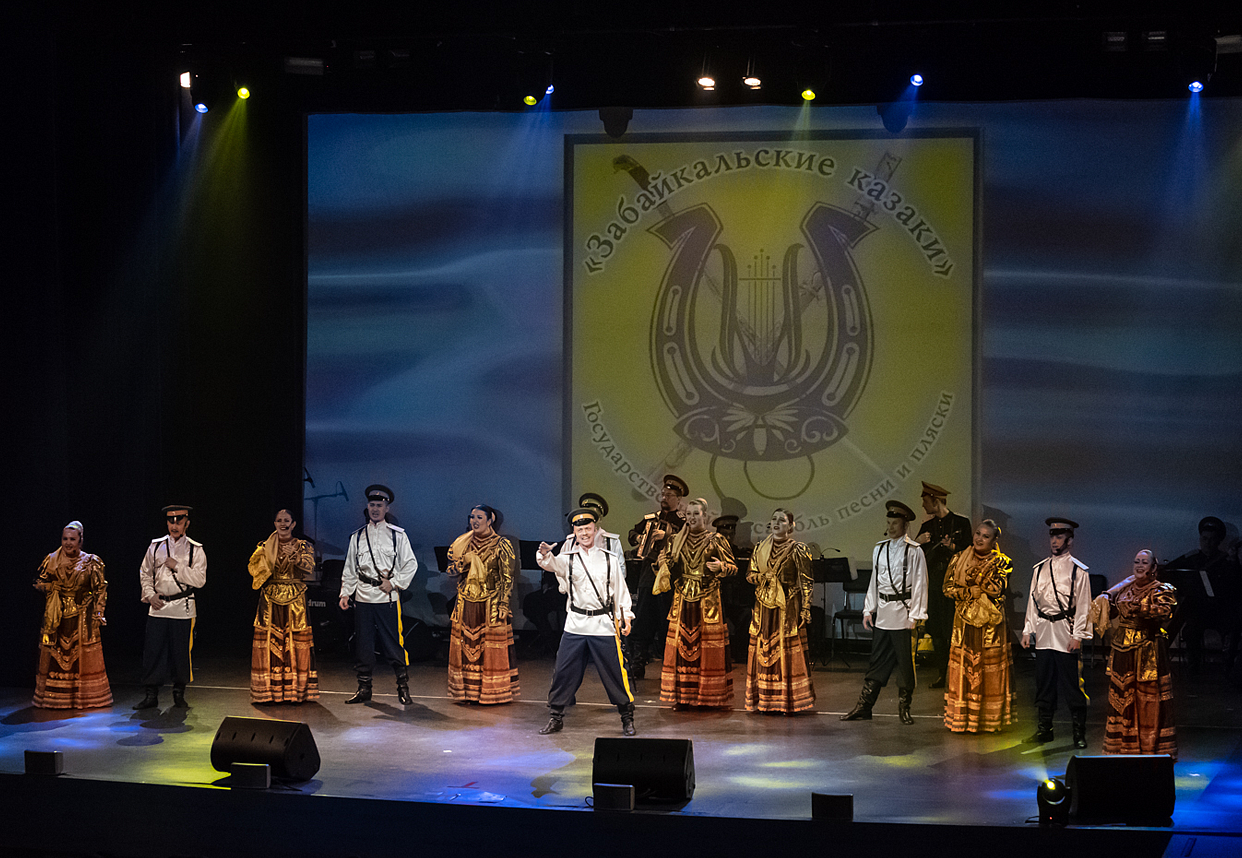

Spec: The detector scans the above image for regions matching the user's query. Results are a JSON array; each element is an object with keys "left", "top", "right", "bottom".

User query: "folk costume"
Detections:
[
  {"left": 1093, "top": 576, "right": 1178, "bottom": 758},
  {"left": 744, "top": 534, "right": 815, "bottom": 713},
  {"left": 341, "top": 516, "right": 419, "bottom": 703},
  {"left": 655, "top": 526, "right": 738, "bottom": 708},
  {"left": 942, "top": 546, "right": 1014, "bottom": 732},
  {"left": 248, "top": 532, "right": 318, "bottom": 703},
  {"left": 137, "top": 525, "right": 207, "bottom": 708},
  {"left": 33, "top": 544, "right": 112, "bottom": 709},
  {"left": 1022, "top": 537, "right": 1092, "bottom": 746},
  {"left": 446, "top": 529, "right": 520, "bottom": 704},
  {"left": 537, "top": 515, "right": 635, "bottom": 735}
]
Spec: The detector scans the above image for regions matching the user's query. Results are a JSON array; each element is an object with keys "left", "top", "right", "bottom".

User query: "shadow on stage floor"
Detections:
[{"left": 1, "top": 647, "right": 1240, "bottom": 858}]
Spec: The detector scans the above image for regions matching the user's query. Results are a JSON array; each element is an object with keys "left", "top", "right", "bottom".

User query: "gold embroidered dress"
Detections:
[
  {"left": 447, "top": 531, "right": 520, "bottom": 703},
  {"left": 1098, "top": 577, "right": 1178, "bottom": 758},
  {"left": 656, "top": 528, "right": 737, "bottom": 707},
  {"left": 744, "top": 535, "right": 815, "bottom": 713},
  {"left": 942, "top": 547, "right": 1014, "bottom": 732},
  {"left": 249, "top": 534, "right": 318, "bottom": 703},
  {"left": 33, "top": 549, "right": 112, "bottom": 709}
]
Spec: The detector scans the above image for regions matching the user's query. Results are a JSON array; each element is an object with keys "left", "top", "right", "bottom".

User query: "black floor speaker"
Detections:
[
  {"left": 1066, "top": 754, "right": 1175, "bottom": 824},
  {"left": 592, "top": 738, "right": 694, "bottom": 802},
  {"left": 211, "top": 717, "right": 321, "bottom": 782}
]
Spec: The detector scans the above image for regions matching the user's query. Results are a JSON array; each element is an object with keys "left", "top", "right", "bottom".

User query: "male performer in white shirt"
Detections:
[
  {"left": 1022, "top": 516, "right": 1092, "bottom": 747},
  {"left": 338, "top": 485, "right": 419, "bottom": 705},
  {"left": 841, "top": 500, "right": 929, "bottom": 725},
  {"left": 536, "top": 505, "right": 636, "bottom": 736},
  {"left": 135, "top": 504, "right": 207, "bottom": 710}
]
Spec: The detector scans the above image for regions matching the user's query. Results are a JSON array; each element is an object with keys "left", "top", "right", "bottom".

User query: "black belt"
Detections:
[
  {"left": 570, "top": 605, "right": 612, "bottom": 617},
  {"left": 1036, "top": 607, "right": 1072, "bottom": 622},
  {"left": 357, "top": 571, "right": 388, "bottom": 587},
  {"left": 162, "top": 589, "right": 196, "bottom": 603},
  {"left": 880, "top": 591, "right": 912, "bottom": 602}
]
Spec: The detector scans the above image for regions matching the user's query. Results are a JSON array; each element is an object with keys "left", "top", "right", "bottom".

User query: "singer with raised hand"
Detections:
[
  {"left": 536, "top": 505, "right": 636, "bottom": 736},
  {"left": 655, "top": 497, "right": 738, "bottom": 710}
]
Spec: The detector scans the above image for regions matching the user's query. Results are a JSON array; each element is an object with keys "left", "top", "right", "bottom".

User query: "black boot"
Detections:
[
  {"left": 898, "top": 687, "right": 914, "bottom": 725},
  {"left": 172, "top": 684, "right": 188, "bottom": 708},
  {"left": 133, "top": 686, "right": 159, "bottom": 710},
  {"left": 930, "top": 671, "right": 947, "bottom": 689},
  {"left": 619, "top": 703, "right": 637, "bottom": 736},
  {"left": 841, "top": 679, "right": 881, "bottom": 721},
  {"left": 539, "top": 713, "right": 564, "bottom": 734},
  {"left": 1072, "top": 709, "right": 1087, "bottom": 749},
  {"left": 396, "top": 672, "right": 413, "bottom": 706},
  {"left": 1024, "top": 709, "right": 1054, "bottom": 743},
  {"left": 345, "top": 677, "right": 372, "bottom": 704}
]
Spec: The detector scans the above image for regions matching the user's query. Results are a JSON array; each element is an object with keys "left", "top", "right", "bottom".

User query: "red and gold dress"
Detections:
[
  {"left": 744, "top": 535, "right": 815, "bottom": 713},
  {"left": 33, "top": 549, "right": 112, "bottom": 709},
  {"left": 1100, "top": 577, "right": 1178, "bottom": 758},
  {"left": 447, "top": 531, "right": 520, "bottom": 704},
  {"left": 249, "top": 535, "right": 319, "bottom": 703},
  {"left": 942, "top": 547, "right": 1014, "bottom": 732},
  {"left": 656, "top": 528, "right": 738, "bottom": 707}
]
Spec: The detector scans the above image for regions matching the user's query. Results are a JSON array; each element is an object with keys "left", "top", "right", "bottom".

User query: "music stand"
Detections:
[{"left": 811, "top": 559, "right": 852, "bottom": 666}]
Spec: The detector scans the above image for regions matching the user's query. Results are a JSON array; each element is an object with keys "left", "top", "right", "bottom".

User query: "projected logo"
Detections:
[{"left": 568, "top": 133, "right": 975, "bottom": 542}]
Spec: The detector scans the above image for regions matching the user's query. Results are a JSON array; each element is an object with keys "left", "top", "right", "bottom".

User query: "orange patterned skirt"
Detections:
[
  {"left": 33, "top": 635, "right": 112, "bottom": 710},
  {"left": 1103, "top": 640, "right": 1177, "bottom": 759},
  {"left": 660, "top": 596, "right": 733, "bottom": 707},
  {"left": 744, "top": 604, "right": 815, "bottom": 713},
  {"left": 448, "top": 598, "right": 519, "bottom": 704},
  {"left": 251, "top": 599, "right": 319, "bottom": 704},
  {"left": 943, "top": 622, "right": 1013, "bottom": 733}
]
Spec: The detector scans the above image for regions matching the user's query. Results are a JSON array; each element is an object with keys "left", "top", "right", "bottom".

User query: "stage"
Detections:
[{"left": 2, "top": 648, "right": 1240, "bottom": 857}]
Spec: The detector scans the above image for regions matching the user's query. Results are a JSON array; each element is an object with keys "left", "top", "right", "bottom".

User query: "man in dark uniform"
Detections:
[
  {"left": 915, "top": 481, "right": 973, "bottom": 688},
  {"left": 1166, "top": 516, "right": 1241, "bottom": 673},
  {"left": 626, "top": 474, "right": 688, "bottom": 678}
]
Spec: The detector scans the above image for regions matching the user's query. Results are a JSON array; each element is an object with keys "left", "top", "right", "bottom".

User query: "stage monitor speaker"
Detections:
[
  {"left": 211, "top": 716, "right": 321, "bottom": 782},
  {"left": 592, "top": 738, "right": 694, "bottom": 802},
  {"left": 1066, "top": 754, "right": 1175, "bottom": 824},
  {"left": 24, "top": 750, "right": 64, "bottom": 776}
]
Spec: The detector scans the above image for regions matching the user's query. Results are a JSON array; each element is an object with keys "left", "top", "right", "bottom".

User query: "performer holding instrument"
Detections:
[{"left": 626, "top": 474, "right": 688, "bottom": 678}]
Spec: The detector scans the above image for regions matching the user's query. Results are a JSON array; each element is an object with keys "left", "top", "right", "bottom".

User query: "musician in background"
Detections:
[{"left": 626, "top": 474, "right": 688, "bottom": 678}]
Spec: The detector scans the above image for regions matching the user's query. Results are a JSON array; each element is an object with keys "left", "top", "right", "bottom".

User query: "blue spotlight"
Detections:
[
  {"left": 911, "top": 74, "right": 924, "bottom": 87},
  {"left": 546, "top": 84, "right": 554, "bottom": 95},
  {"left": 194, "top": 102, "right": 209, "bottom": 113},
  {"left": 1188, "top": 80, "right": 1204, "bottom": 93}
]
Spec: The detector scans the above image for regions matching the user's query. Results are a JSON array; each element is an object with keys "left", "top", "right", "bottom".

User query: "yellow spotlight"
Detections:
[
  {"left": 697, "top": 75, "right": 716, "bottom": 91},
  {"left": 523, "top": 95, "right": 538, "bottom": 106},
  {"left": 801, "top": 88, "right": 816, "bottom": 101},
  {"left": 237, "top": 86, "right": 250, "bottom": 99},
  {"left": 743, "top": 75, "right": 761, "bottom": 89}
]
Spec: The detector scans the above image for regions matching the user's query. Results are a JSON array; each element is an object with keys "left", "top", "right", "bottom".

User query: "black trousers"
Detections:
[
  {"left": 630, "top": 564, "right": 671, "bottom": 655},
  {"left": 864, "top": 627, "right": 915, "bottom": 690},
  {"left": 1033, "top": 648, "right": 1088, "bottom": 714},
  {"left": 353, "top": 600, "right": 408, "bottom": 679},
  {"left": 547, "top": 632, "right": 633, "bottom": 714},
  {"left": 140, "top": 616, "right": 193, "bottom": 688}
]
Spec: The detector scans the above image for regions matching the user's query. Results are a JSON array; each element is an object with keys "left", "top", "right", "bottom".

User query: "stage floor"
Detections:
[{"left": 2, "top": 646, "right": 1240, "bottom": 838}]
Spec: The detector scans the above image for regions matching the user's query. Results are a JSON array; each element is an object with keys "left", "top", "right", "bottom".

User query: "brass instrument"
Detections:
[{"left": 634, "top": 513, "right": 660, "bottom": 560}]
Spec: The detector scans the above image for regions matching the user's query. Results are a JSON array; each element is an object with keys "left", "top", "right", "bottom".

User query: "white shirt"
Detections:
[
  {"left": 538, "top": 531, "right": 633, "bottom": 636},
  {"left": 1022, "top": 553, "right": 1092, "bottom": 650},
  {"left": 341, "top": 520, "right": 419, "bottom": 604},
  {"left": 140, "top": 535, "right": 207, "bottom": 619},
  {"left": 864, "top": 535, "right": 929, "bottom": 630}
]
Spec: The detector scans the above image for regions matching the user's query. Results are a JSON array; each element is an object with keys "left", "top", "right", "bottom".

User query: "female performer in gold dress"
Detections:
[
  {"left": 446, "top": 504, "right": 519, "bottom": 704},
  {"left": 744, "top": 509, "right": 815, "bottom": 713},
  {"left": 1094, "top": 549, "right": 1178, "bottom": 758},
  {"left": 33, "top": 521, "right": 112, "bottom": 709},
  {"left": 942, "top": 519, "right": 1014, "bottom": 732},
  {"left": 655, "top": 498, "right": 738, "bottom": 708},
  {"left": 248, "top": 509, "right": 319, "bottom": 703}
]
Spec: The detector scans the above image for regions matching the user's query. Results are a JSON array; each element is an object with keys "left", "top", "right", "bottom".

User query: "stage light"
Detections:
[
  {"left": 743, "top": 59, "right": 761, "bottom": 90},
  {"left": 195, "top": 102, "right": 209, "bottom": 114},
  {"left": 599, "top": 106, "right": 633, "bottom": 138},
  {"left": 179, "top": 72, "right": 191, "bottom": 89},
  {"left": 1189, "top": 80, "right": 1205, "bottom": 93},
  {"left": 546, "top": 84, "right": 554, "bottom": 95},
  {"left": 1102, "top": 31, "right": 1129, "bottom": 52},
  {"left": 523, "top": 95, "right": 538, "bottom": 106},
  {"left": 697, "top": 75, "right": 716, "bottom": 91},
  {"left": 1036, "top": 777, "right": 1071, "bottom": 826},
  {"left": 237, "top": 86, "right": 250, "bottom": 99},
  {"left": 1142, "top": 30, "right": 1169, "bottom": 52},
  {"left": 910, "top": 74, "right": 924, "bottom": 87},
  {"left": 801, "top": 88, "right": 815, "bottom": 101}
]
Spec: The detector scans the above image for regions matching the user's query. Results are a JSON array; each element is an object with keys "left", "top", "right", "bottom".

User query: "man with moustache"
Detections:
[
  {"left": 841, "top": 500, "right": 928, "bottom": 725},
  {"left": 626, "top": 474, "right": 688, "bottom": 678},
  {"left": 1022, "top": 516, "right": 1093, "bottom": 747},
  {"left": 537, "top": 505, "right": 636, "bottom": 736},
  {"left": 135, "top": 505, "right": 207, "bottom": 710},
  {"left": 915, "top": 482, "right": 973, "bottom": 688},
  {"left": 338, "top": 485, "right": 419, "bottom": 705}
]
